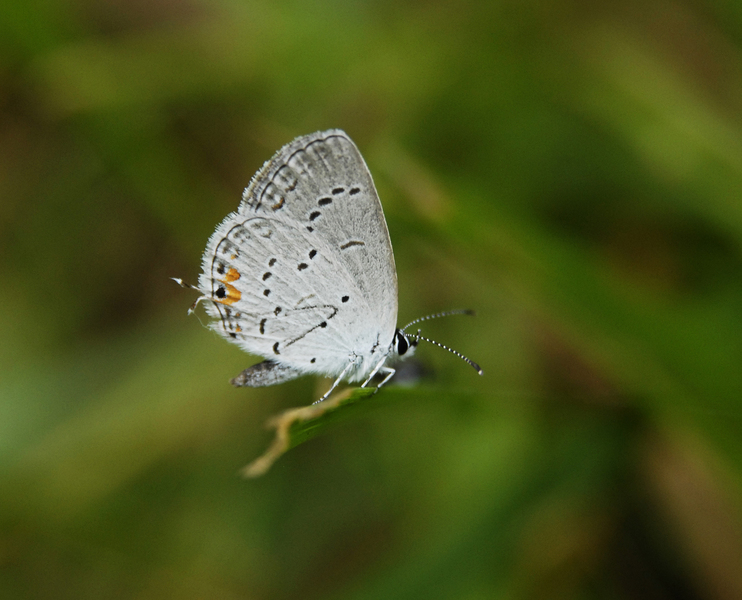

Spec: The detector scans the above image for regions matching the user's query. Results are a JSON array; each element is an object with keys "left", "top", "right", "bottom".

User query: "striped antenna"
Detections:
[
  {"left": 407, "top": 330, "right": 483, "bottom": 375},
  {"left": 401, "top": 309, "right": 475, "bottom": 332}
]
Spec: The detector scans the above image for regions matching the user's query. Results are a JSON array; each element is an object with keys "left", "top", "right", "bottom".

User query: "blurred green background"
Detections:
[{"left": 2, "top": 0, "right": 742, "bottom": 598}]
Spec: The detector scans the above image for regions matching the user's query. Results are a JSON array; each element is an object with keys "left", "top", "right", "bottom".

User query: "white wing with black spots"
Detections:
[{"left": 197, "top": 130, "right": 398, "bottom": 383}]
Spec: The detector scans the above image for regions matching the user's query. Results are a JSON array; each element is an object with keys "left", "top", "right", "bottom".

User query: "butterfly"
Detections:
[{"left": 175, "top": 130, "right": 481, "bottom": 403}]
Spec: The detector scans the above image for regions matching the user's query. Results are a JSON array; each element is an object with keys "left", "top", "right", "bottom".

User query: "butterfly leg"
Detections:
[
  {"left": 372, "top": 366, "right": 396, "bottom": 394},
  {"left": 361, "top": 355, "right": 389, "bottom": 388},
  {"left": 312, "top": 361, "right": 354, "bottom": 405},
  {"left": 361, "top": 357, "right": 396, "bottom": 393}
]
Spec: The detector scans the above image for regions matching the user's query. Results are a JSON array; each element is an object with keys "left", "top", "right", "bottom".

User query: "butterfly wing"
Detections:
[{"left": 198, "top": 130, "right": 398, "bottom": 381}]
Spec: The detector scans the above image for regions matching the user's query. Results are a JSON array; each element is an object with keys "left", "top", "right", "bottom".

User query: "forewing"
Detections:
[{"left": 240, "top": 130, "right": 398, "bottom": 332}]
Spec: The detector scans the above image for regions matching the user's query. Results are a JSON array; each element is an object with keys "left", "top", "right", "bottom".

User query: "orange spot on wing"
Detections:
[
  {"left": 224, "top": 268, "right": 241, "bottom": 282},
  {"left": 215, "top": 281, "right": 241, "bottom": 305},
  {"left": 213, "top": 269, "right": 242, "bottom": 305}
]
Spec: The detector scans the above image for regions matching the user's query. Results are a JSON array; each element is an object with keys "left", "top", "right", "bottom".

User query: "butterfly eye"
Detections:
[{"left": 396, "top": 330, "right": 409, "bottom": 356}]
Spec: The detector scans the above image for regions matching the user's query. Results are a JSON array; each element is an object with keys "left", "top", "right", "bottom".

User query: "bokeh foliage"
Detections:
[{"left": 2, "top": 0, "right": 742, "bottom": 598}]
